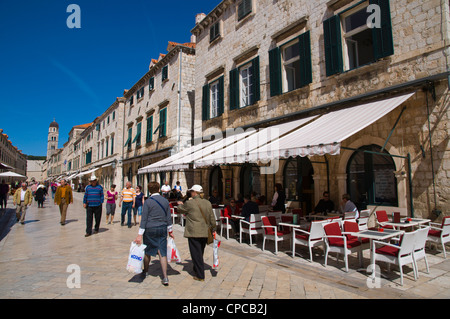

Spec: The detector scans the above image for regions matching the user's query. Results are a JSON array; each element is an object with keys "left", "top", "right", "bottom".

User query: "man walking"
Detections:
[
  {"left": 54, "top": 179, "right": 73, "bottom": 225},
  {"left": 119, "top": 181, "right": 135, "bottom": 228},
  {"left": 83, "top": 175, "right": 104, "bottom": 237},
  {"left": 176, "top": 184, "right": 216, "bottom": 281},
  {"left": 13, "top": 182, "right": 33, "bottom": 224}
]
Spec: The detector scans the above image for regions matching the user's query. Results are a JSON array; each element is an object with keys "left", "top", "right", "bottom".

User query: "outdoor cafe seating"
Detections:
[
  {"left": 427, "top": 215, "right": 450, "bottom": 258},
  {"left": 261, "top": 216, "right": 290, "bottom": 255}
]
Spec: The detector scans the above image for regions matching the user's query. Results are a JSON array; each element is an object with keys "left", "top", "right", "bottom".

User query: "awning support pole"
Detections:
[{"left": 381, "top": 106, "right": 406, "bottom": 152}]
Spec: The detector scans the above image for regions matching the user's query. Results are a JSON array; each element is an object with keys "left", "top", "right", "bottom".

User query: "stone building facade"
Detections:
[
  {"left": 0, "top": 129, "right": 27, "bottom": 178},
  {"left": 189, "top": 0, "right": 450, "bottom": 220},
  {"left": 123, "top": 42, "right": 196, "bottom": 194}
]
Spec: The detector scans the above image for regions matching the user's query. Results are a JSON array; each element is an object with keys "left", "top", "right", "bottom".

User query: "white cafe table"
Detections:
[
  {"left": 379, "top": 220, "right": 420, "bottom": 230},
  {"left": 307, "top": 213, "right": 341, "bottom": 220},
  {"left": 400, "top": 217, "right": 431, "bottom": 226},
  {"left": 231, "top": 215, "right": 244, "bottom": 219},
  {"left": 350, "top": 229, "right": 404, "bottom": 277}
]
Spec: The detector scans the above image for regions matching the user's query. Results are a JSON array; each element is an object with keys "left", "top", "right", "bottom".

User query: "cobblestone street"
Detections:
[{"left": 0, "top": 192, "right": 449, "bottom": 300}]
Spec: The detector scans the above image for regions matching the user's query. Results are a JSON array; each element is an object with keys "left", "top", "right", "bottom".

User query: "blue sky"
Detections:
[{"left": 0, "top": 0, "right": 218, "bottom": 157}]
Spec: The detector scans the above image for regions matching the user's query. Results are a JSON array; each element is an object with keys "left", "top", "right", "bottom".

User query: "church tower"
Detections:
[{"left": 47, "top": 118, "right": 59, "bottom": 159}]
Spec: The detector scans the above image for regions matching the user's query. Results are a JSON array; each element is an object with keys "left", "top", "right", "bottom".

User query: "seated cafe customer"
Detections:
[
  {"left": 312, "top": 191, "right": 335, "bottom": 214},
  {"left": 223, "top": 198, "right": 241, "bottom": 235},
  {"left": 241, "top": 194, "right": 259, "bottom": 222}
]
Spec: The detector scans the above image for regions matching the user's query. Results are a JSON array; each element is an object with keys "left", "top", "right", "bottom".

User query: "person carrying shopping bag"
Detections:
[
  {"left": 176, "top": 184, "right": 216, "bottom": 282},
  {"left": 134, "top": 182, "right": 173, "bottom": 286}
]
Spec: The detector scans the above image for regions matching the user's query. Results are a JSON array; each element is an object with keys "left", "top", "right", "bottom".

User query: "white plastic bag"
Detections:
[
  {"left": 213, "top": 236, "right": 221, "bottom": 268},
  {"left": 126, "top": 241, "right": 147, "bottom": 274},
  {"left": 167, "top": 237, "right": 181, "bottom": 263}
]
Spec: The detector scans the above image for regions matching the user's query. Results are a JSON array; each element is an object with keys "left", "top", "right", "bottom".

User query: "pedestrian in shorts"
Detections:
[{"left": 106, "top": 184, "right": 118, "bottom": 224}]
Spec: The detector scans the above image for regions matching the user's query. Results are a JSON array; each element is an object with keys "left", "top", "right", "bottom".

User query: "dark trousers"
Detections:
[
  {"left": 86, "top": 205, "right": 102, "bottom": 235},
  {"left": 188, "top": 237, "right": 207, "bottom": 279},
  {"left": 121, "top": 201, "right": 133, "bottom": 226}
]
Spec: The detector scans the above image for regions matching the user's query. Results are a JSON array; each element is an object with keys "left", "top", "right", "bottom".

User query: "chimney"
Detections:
[{"left": 195, "top": 13, "right": 206, "bottom": 25}]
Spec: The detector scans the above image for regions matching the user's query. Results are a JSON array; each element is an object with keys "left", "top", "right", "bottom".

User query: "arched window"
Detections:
[
  {"left": 283, "top": 157, "right": 314, "bottom": 212},
  {"left": 347, "top": 145, "right": 398, "bottom": 208},
  {"left": 240, "top": 164, "right": 261, "bottom": 198},
  {"left": 209, "top": 166, "right": 223, "bottom": 200}
]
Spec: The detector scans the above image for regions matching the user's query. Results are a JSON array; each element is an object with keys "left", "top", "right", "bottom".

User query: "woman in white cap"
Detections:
[{"left": 176, "top": 184, "right": 216, "bottom": 281}]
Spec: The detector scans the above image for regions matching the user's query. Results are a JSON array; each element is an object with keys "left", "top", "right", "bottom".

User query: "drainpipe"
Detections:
[
  {"left": 442, "top": 0, "right": 450, "bottom": 89},
  {"left": 177, "top": 49, "right": 183, "bottom": 154}
]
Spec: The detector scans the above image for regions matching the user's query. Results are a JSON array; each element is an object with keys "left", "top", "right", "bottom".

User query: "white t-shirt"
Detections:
[{"left": 161, "top": 185, "right": 171, "bottom": 193}]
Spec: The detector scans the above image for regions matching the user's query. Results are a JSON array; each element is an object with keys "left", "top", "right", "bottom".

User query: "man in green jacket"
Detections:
[{"left": 177, "top": 184, "right": 216, "bottom": 281}]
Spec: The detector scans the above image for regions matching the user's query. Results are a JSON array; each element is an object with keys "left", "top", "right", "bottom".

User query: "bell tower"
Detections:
[{"left": 47, "top": 118, "right": 59, "bottom": 159}]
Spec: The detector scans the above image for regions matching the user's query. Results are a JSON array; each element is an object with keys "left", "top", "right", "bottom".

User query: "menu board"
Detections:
[{"left": 374, "top": 169, "right": 396, "bottom": 201}]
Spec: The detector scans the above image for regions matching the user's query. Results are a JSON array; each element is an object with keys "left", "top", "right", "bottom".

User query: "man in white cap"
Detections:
[
  {"left": 176, "top": 184, "right": 216, "bottom": 281},
  {"left": 83, "top": 175, "right": 104, "bottom": 237}
]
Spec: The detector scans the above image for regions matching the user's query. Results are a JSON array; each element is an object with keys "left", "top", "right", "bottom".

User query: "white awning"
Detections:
[
  {"left": 74, "top": 168, "right": 98, "bottom": 178},
  {"left": 248, "top": 93, "right": 415, "bottom": 161},
  {"left": 194, "top": 116, "right": 318, "bottom": 167},
  {"left": 138, "top": 139, "right": 220, "bottom": 174},
  {"left": 170, "top": 128, "right": 257, "bottom": 169}
]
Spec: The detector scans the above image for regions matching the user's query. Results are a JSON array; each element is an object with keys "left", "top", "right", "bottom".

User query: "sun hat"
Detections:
[{"left": 188, "top": 184, "right": 203, "bottom": 193}]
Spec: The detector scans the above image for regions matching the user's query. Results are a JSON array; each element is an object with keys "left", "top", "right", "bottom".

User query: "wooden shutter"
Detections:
[
  {"left": 159, "top": 109, "right": 167, "bottom": 137},
  {"left": 298, "top": 31, "right": 312, "bottom": 87},
  {"left": 323, "top": 15, "right": 343, "bottom": 76},
  {"left": 251, "top": 56, "right": 260, "bottom": 103},
  {"left": 202, "top": 84, "right": 210, "bottom": 120},
  {"left": 146, "top": 116, "right": 153, "bottom": 143},
  {"left": 268, "top": 47, "right": 282, "bottom": 97},
  {"left": 370, "top": 0, "right": 394, "bottom": 60},
  {"left": 238, "top": 0, "right": 252, "bottom": 21},
  {"left": 218, "top": 76, "right": 224, "bottom": 116},
  {"left": 229, "top": 68, "right": 239, "bottom": 110}
]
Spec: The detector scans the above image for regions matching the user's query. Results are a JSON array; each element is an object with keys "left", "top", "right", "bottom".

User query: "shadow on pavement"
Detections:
[{"left": 0, "top": 208, "right": 18, "bottom": 242}]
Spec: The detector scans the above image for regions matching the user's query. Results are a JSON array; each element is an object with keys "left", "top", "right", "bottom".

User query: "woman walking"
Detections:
[
  {"left": 176, "top": 184, "right": 216, "bottom": 281},
  {"left": 134, "top": 182, "right": 173, "bottom": 286},
  {"left": 133, "top": 185, "right": 145, "bottom": 226},
  {"left": 106, "top": 184, "right": 118, "bottom": 224}
]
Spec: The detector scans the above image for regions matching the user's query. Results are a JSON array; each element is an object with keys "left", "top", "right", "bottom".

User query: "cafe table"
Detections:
[
  {"left": 349, "top": 228, "right": 404, "bottom": 277},
  {"left": 307, "top": 213, "right": 341, "bottom": 220},
  {"left": 379, "top": 220, "right": 420, "bottom": 230},
  {"left": 400, "top": 217, "right": 431, "bottom": 226}
]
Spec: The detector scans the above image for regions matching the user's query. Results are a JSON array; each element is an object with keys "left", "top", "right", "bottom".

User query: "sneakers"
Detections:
[
  {"left": 193, "top": 276, "right": 204, "bottom": 282},
  {"left": 162, "top": 277, "right": 169, "bottom": 286}
]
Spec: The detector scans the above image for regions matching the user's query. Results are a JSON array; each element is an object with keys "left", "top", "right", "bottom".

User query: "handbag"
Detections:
[{"left": 195, "top": 199, "right": 214, "bottom": 245}]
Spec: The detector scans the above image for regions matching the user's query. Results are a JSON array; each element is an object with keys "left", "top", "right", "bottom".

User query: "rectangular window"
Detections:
[
  {"left": 238, "top": 0, "right": 252, "bottom": 21},
  {"left": 146, "top": 116, "right": 153, "bottom": 143},
  {"left": 111, "top": 136, "right": 114, "bottom": 154},
  {"left": 202, "top": 76, "right": 224, "bottom": 120},
  {"left": 210, "top": 80, "right": 220, "bottom": 118},
  {"left": 269, "top": 32, "right": 311, "bottom": 96},
  {"left": 136, "top": 87, "right": 144, "bottom": 99},
  {"left": 159, "top": 108, "right": 167, "bottom": 138},
  {"left": 129, "top": 95, "right": 134, "bottom": 106},
  {"left": 323, "top": 0, "right": 393, "bottom": 76},
  {"left": 112, "top": 111, "right": 115, "bottom": 121},
  {"left": 240, "top": 63, "right": 253, "bottom": 107},
  {"left": 162, "top": 65, "right": 168, "bottom": 82},
  {"left": 125, "top": 127, "right": 132, "bottom": 150},
  {"left": 210, "top": 22, "right": 220, "bottom": 42},
  {"left": 105, "top": 139, "right": 109, "bottom": 157},
  {"left": 149, "top": 77, "right": 155, "bottom": 91},
  {"left": 230, "top": 56, "right": 260, "bottom": 109},
  {"left": 132, "top": 122, "right": 142, "bottom": 146}
]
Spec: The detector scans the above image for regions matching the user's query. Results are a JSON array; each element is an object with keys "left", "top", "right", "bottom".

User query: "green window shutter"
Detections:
[
  {"left": 218, "top": 76, "right": 224, "bottom": 116},
  {"left": 202, "top": 84, "right": 210, "bottom": 120},
  {"left": 268, "top": 47, "right": 282, "bottom": 97},
  {"left": 370, "top": 0, "right": 394, "bottom": 60},
  {"left": 298, "top": 31, "right": 312, "bottom": 87},
  {"left": 132, "top": 122, "right": 141, "bottom": 146},
  {"left": 159, "top": 108, "right": 167, "bottom": 137},
  {"left": 146, "top": 116, "right": 153, "bottom": 143},
  {"left": 125, "top": 127, "right": 132, "bottom": 149},
  {"left": 238, "top": 0, "right": 252, "bottom": 21},
  {"left": 323, "top": 15, "right": 343, "bottom": 76},
  {"left": 251, "top": 56, "right": 260, "bottom": 103},
  {"left": 229, "top": 68, "right": 239, "bottom": 110}
]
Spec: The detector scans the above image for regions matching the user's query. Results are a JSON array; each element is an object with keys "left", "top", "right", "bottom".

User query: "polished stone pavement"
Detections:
[{"left": 0, "top": 192, "right": 449, "bottom": 300}]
